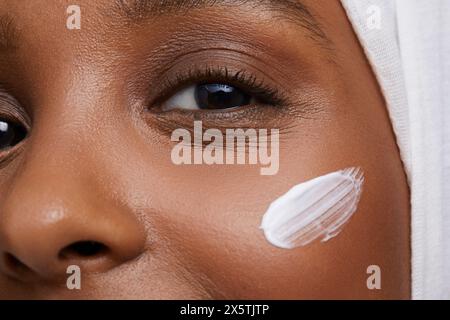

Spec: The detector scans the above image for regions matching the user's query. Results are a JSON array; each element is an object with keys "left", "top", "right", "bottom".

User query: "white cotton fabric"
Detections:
[{"left": 340, "top": 0, "right": 450, "bottom": 299}]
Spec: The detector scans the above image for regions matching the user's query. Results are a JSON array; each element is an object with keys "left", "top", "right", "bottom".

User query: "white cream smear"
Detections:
[{"left": 260, "top": 167, "right": 364, "bottom": 249}]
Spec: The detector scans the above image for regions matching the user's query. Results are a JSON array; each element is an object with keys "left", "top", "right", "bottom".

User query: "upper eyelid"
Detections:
[
  {"left": 145, "top": 48, "right": 306, "bottom": 119},
  {"left": 150, "top": 47, "right": 288, "bottom": 86},
  {"left": 128, "top": 29, "right": 320, "bottom": 103},
  {"left": 0, "top": 89, "right": 31, "bottom": 129}
]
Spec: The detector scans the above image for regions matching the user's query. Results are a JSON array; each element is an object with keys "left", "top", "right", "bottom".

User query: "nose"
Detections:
[{"left": 0, "top": 144, "right": 146, "bottom": 282}]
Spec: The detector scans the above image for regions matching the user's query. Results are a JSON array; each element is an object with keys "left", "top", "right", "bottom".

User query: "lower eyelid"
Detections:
[
  {"left": 147, "top": 102, "right": 293, "bottom": 132},
  {"left": 0, "top": 142, "right": 25, "bottom": 170}
]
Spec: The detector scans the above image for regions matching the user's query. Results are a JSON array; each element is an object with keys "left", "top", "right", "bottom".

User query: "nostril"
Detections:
[
  {"left": 3, "top": 252, "right": 33, "bottom": 275},
  {"left": 59, "top": 241, "right": 109, "bottom": 259}
]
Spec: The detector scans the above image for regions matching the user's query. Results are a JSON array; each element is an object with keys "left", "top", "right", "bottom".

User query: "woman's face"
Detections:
[{"left": 0, "top": 0, "right": 409, "bottom": 299}]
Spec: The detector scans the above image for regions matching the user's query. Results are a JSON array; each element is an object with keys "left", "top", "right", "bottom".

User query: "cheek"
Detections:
[
  {"left": 141, "top": 114, "right": 408, "bottom": 299},
  {"left": 112, "top": 82, "right": 408, "bottom": 299}
]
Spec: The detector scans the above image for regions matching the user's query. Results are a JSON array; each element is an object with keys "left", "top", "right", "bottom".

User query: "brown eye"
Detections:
[
  {"left": 0, "top": 119, "right": 27, "bottom": 151},
  {"left": 195, "top": 84, "right": 252, "bottom": 110},
  {"left": 162, "top": 83, "right": 255, "bottom": 111}
]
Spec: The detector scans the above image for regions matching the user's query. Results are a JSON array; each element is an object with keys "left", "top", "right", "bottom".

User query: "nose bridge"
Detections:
[
  {"left": 6, "top": 73, "right": 120, "bottom": 214},
  {"left": 1, "top": 106, "right": 96, "bottom": 232},
  {"left": 0, "top": 98, "right": 146, "bottom": 281}
]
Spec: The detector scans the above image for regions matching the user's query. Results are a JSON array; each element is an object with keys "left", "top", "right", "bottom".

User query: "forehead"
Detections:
[{"left": 0, "top": 0, "right": 333, "bottom": 49}]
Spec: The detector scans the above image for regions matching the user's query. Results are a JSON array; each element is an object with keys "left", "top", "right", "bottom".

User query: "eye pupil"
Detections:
[
  {"left": 195, "top": 84, "right": 252, "bottom": 110},
  {"left": 0, "top": 120, "right": 26, "bottom": 150}
]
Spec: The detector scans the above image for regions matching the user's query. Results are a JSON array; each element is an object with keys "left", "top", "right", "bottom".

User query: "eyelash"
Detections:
[
  {"left": 0, "top": 99, "right": 28, "bottom": 167},
  {"left": 153, "top": 65, "right": 289, "bottom": 110},
  {"left": 0, "top": 99, "right": 29, "bottom": 129}
]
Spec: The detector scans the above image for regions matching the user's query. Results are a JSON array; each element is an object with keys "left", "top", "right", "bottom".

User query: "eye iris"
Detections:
[
  {"left": 0, "top": 120, "right": 26, "bottom": 150},
  {"left": 195, "top": 84, "right": 251, "bottom": 110}
]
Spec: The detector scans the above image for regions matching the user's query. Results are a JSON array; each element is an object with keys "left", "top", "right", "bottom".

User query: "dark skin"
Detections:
[{"left": 0, "top": 0, "right": 410, "bottom": 299}]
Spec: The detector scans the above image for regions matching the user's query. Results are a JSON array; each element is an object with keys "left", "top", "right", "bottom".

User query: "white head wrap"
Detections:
[{"left": 340, "top": 0, "right": 450, "bottom": 299}]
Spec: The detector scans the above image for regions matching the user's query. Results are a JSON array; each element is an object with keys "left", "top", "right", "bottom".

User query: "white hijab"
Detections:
[{"left": 341, "top": 0, "right": 450, "bottom": 299}]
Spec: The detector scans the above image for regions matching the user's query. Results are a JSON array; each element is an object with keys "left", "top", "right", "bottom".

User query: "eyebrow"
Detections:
[
  {"left": 0, "top": 14, "right": 18, "bottom": 52},
  {"left": 113, "top": 0, "right": 333, "bottom": 48}
]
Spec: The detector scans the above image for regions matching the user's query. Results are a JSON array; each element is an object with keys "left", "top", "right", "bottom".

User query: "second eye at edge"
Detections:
[{"left": 0, "top": 119, "right": 27, "bottom": 152}]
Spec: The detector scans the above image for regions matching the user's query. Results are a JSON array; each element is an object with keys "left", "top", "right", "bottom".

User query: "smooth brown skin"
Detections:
[{"left": 0, "top": 0, "right": 410, "bottom": 299}]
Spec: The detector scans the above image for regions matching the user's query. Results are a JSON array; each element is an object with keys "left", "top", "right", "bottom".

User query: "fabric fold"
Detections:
[{"left": 340, "top": 0, "right": 450, "bottom": 299}]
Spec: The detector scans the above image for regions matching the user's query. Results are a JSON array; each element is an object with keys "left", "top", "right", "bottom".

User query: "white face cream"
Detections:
[{"left": 260, "top": 167, "right": 364, "bottom": 249}]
